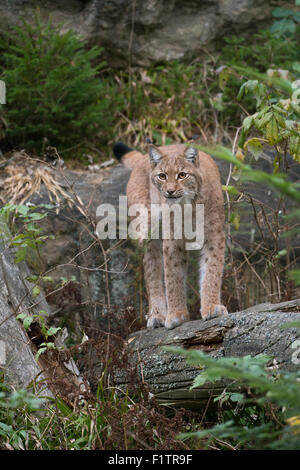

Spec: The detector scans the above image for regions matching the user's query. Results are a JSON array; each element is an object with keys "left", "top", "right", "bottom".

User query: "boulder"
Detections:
[
  {"left": 23, "top": 150, "right": 300, "bottom": 333},
  {"left": 0, "top": 0, "right": 285, "bottom": 67}
]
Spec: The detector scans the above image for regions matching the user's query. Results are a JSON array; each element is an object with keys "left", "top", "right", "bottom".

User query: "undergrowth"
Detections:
[{"left": 0, "top": 306, "right": 202, "bottom": 451}]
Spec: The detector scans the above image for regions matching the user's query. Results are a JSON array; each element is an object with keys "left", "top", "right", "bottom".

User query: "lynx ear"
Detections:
[
  {"left": 184, "top": 147, "right": 198, "bottom": 163},
  {"left": 149, "top": 145, "right": 163, "bottom": 165}
]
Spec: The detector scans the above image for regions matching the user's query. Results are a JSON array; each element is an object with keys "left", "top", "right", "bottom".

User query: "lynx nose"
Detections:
[{"left": 167, "top": 189, "right": 175, "bottom": 195}]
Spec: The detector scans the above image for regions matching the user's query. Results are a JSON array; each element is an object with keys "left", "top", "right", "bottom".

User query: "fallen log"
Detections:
[{"left": 115, "top": 303, "right": 300, "bottom": 409}]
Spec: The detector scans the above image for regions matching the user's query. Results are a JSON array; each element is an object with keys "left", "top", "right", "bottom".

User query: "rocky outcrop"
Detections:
[{"left": 0, "top": 0, "right": 289, "bottom": 67}]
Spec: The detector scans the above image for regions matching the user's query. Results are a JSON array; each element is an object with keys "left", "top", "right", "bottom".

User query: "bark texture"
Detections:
[
  {"left": 115, "top": 303, "right": 300, "bottom": 408},
  {"left": 0, "top": 215, "right": 87, "bottom": 403}
]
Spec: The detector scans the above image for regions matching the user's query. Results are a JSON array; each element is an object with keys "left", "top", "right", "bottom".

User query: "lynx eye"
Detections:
[
  {"left": 177, "top": 172, "right": 187, "bottom": 180},
  {"left": 157, "top": 173, "right": 167, "bottom": 180}
]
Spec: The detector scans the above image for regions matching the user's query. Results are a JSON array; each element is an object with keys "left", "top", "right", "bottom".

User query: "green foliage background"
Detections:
[{"left": 0, "top": 13, "right": 120, "bottom": 156}]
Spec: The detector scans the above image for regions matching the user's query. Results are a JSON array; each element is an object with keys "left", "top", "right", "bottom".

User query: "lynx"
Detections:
[{"left": 113, "top": 142, "right": 228, "bottom": 329}]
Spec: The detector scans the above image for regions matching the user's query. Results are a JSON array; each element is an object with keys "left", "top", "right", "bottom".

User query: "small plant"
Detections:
[
  {"left": 0, "top": 203, "right": 55, "bottom": 263},
  {"left": 16, "top": 310, "right": 61, "bottom": 361},
  {"left": 165, "top": 344, "right": 300, "bottom": 449},
  {"left": 216, "top": 5, "right": 300, "bottom": 130},
  {"left": 237, "top": 74, "right": 300, "bottom": 163},
  {"left": 269, "top": 3, "right": 300, "bottom": 36},
  {"left": 0, "top": 381, "right": 44, "bottom": 450}
]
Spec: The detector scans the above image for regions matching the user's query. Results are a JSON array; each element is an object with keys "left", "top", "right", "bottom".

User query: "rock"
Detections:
[
  {"left": 29, "top": 163, "right": 137, "bottom": 336},
  {"left": 23, "top": 149, "right": 300, "bottom": 334},
  {"left": 0, "top": 0, "right": 284, "bottom": 67}
]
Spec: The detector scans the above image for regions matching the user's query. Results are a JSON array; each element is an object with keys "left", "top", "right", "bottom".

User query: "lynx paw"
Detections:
[
  {"left": 165, "top": 311, "right": 189, "bottom": 330},
  {"left": 147, "top": 315, "right": 165, "bottom": 329},
  {"left": 201, "top": 304, "right": 228, "bottom": 321},
  {"left": 146, "top": 308, "right": 166, "bottom": 329}
]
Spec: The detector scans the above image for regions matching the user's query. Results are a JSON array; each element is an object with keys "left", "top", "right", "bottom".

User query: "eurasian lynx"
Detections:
[{"left": 114, "top": 142, "right": 228, "bottom": 329}]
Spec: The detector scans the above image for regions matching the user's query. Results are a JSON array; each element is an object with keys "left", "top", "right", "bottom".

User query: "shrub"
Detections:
[{"left": 0, "top": 13, "right": 119, "bottom": 156}]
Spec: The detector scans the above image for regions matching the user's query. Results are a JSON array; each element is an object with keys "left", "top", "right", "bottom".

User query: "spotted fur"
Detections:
[{"left": 114, "top": 143, "right": 228, "bottom": 329}]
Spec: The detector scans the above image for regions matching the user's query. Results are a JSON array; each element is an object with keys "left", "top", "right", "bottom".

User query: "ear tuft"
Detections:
[
  {"left": 149, "top": 145, "right": 163, "bottom": 165},
  {"left": 184, "top": 147, "right": 198, "bottom": 163}
]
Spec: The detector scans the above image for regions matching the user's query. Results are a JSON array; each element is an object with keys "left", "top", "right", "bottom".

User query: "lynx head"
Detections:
[{"left": 149, "top": 145, "right": 201, "bottom": 202}]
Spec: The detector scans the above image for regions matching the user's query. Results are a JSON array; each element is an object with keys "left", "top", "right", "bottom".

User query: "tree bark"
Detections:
[
  {"left": 0, "top": 215, "right": 88, "bottom": 403},
  {"left": 115, "top": 303, "right": 300, "bottom": 409}
]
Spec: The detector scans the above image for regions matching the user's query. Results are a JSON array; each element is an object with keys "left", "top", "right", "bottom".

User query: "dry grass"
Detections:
[{"left": 0, "top": 151, "right": 75, "bottom": 208}]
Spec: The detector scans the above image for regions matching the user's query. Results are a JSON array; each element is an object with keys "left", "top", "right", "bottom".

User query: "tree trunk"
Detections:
[
  {"left": 0, "top": 215, "right": 88, "bottom": 404},
  {"left": 115, "top": 303, "right": 300, "bottom": 409}
]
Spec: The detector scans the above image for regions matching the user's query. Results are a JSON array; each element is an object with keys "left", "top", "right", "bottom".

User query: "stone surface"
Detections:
[
  {"left": 0, "top": 0, "right": 288, "bottom": 66},
  {"left": 29, "top": 164, "right": 138, "bottom": 334}
]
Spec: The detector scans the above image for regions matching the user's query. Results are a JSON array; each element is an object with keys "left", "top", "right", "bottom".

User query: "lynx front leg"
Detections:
[
  {"left": 163, "top": 239, "right": 189, "bottom": 329},
  {"left": 144, "top": 239, "right": 167, "bottom": 328},
  {"left": 199, "top": 233, "right": 228, "bottom": 320}
]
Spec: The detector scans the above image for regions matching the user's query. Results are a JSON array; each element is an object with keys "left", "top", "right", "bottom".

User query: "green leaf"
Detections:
[
  {"left": 289, "top": 136, "right": 300, "bottom": 161},
  {"left": 290, "top": 103, "right": 300, "bottom": 117},
  {"left": 242, "top": 115, "right": 254, "bottom": 133},
  {"left": 23, "top": 315, "right": 34, "bottom": 330},
  {"left": 245, "top": 138, "right": 263, "bottom": 160},
  {"left": 41, "top": 276, "right": 54, "bottom": 283},
  {"left": 270, "top": 19, "right": 296, "bottom": 35},
  {"left": 14, "top": 247, "right": 27, "bottom": 263},
  {"left": 277, "top": 249, "right": 287, "bottom": 257},
  {"left": 32, "top": 286, "right": 40, "bottom": 297},
  {"left": 16, "top": 205, "right": 30, "bottom": 216},
  {"left": 222, "top": 185, "right": 240, "bottom": 195},
  {"left": 26, "top": 275, "right": 39, "bottom": 283},
  {"left": 293, "top": 11, "right": 300, "bottom": 23},
  {"left": 230, "top": 212, "right": 240, "bottom": 230},
  {"left": 289, "top": 270, "right": 300, "bottom": 285},
  {"left": 272, "top": 8, "right": 293, "bottom": 18},
  {"left": 16, "top": 313, "right": 26, "bottom": 321},
  {"left": 265, "top": 115, "right": 279, "bottom": 144},
  {"left": 190, "top": 374, "right": 207, "bottom": 389},
  {"left": 35, "top": 347, "right": 47, "bottom": 361},
  {"left": 27, "top": 212, "right": 47, "bottom": 221},
  {"left": 152, "top": 131, "right": 162, "bottom": 146},
  {"left": 0, "top": 422, "right": 13, "bottom": 433},
  {"left": 291, "top": 339, "right": 300, "bottom": 349},
  {"left": 197, "top": 145, "right": 300, "bottom": 203},
  {"left": 46, "top": 326, "right": 61, "bottom": 337},
  {"left": 17, "top": 313, "right": 34, "bottom": 330},
  {"left": 218, "top": 66, "right": 231, "bottom": 90},
  {"left": 230, "top": 392, "right": 244, "bottom": 403},
  {"left": 254, "top": 112, "right": 272, "bottom": 130}
]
